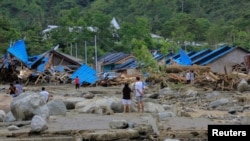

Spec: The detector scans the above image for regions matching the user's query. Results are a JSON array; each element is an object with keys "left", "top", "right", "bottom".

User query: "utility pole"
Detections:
[
  {"left": 94, "top": 35, "right": 97, "bottom": 72},
  {"left": 75, "top": 43, "right": 78, "bottom": 58},
  {"left": 85, "top": 41, "right": 87, "bottom": 64},
  {"left": 70, "top": 43, "right": 72, "bottom": 56}
]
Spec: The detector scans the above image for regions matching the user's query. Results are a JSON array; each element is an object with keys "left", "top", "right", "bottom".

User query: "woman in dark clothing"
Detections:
[
  {"left": 122, "top": 83, "right": 133, "bottom": 113},
  {"left": 8, "top": 83, "right": 17, "bottom": 97}
]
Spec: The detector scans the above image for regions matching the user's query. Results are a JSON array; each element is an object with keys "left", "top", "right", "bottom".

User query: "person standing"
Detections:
[
  {"left": 14, "top": 81, "right": 23, "bottom": 96},
  {"left": 8, "top": 83, "right": 17, "bottom": 97},
  {"left": 186, "top": 70, "right": 191, "bottom": 84},
  {"left": 134, "top": 76, "right": 144, "bottom": 113},
  {"left": 40, "top": 87, "right": 52, "bottom": 103},
  {"left": 122, "top": 83, "right": 133, "bottom": 113},
  {"left": 75, "top": 76, "right": 80, "bottom": 89}
]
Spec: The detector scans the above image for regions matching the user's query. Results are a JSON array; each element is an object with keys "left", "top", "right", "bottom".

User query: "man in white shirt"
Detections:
[
  {"left": 134, "top": 76, "right": 144, "bottom": 113},
  {"left": 40, "top": 87, "right": 50, "bottom": 103}
]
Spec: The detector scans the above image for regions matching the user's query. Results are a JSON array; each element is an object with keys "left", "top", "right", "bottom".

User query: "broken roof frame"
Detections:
[{"left": 6, "top": 39, "right": 98, "bottom": 85}]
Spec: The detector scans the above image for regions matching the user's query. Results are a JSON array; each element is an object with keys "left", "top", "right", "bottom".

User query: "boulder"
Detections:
[
  {"left": 10, "top": 91, "right": 49, "bottom": 121},
  {"left": 30, "top": 115, "right": 48, "bottom": 132},
  {"left": 76, "top": 97, "right": 120, "bottom": 114},
  {"left": 47, "top": 99, "right": 67, "bottom": 116},
  {"left": 209, "top": 98, "right": 229, "bottom": 108},
  {"left": 109, "top": 120, "right": 128, "bottom": 129},
  {"left": 144, "top": 102, "right": 165, "bottom": 113},
  {"left": 0, "top": 110, "right": 6, "bottom": 122},
  {"left": 3, "top": 112, "right": 16, "bottom": 122},
  {"left": 8, "top": 125, "right": 20, "bottom": 131},
  {"left": 237, "top": 79, "right": 249, "bottom": 92}
]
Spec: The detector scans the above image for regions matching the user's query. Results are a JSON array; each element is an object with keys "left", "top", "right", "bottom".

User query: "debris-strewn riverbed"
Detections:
[{"left": 0, "top": 83, "right": 250, "bottom": 141}]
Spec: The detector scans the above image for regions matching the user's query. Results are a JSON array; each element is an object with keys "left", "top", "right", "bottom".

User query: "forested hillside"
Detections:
[{"left": 1, "top": 0, "right": 250, "bottom": 66}]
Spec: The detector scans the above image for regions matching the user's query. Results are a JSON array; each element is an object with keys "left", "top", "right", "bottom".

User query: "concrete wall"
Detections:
[{"left": 208, "top": 49, "right": 248, "bottom": 74}]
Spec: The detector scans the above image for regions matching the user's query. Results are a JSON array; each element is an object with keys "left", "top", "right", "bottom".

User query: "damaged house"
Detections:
[{"left": 0, "top": 39, "right": 98, "bottom": 85}]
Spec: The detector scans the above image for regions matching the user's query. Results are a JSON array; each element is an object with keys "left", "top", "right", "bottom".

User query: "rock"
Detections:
[
  {"left": 162, "top": 105, "right": 172, "bottom": 110},
  {"left": 94, "top": 106, "right": 114, "bottom": 115},
  {"left": 8, "top": 125, "right": 20, "bottom": 131},
  {"left": 237, "top": 79, "right": 249, "bottom": 92},
  {"left": 3, "top": 111, "right": 16, "bottom": 122},
  {"left": 10, "top": 91, "right": 49, "bottom": 121},
  {"left": 30, "top": 115, "right": 48, "bottom": 132},
  {"left": 134, "top": 124, "right": 153, "bottom": 134},
  {"left": 205, "top": 91, "right": 220, "bottom": 99},
  {"left": 158, "top": 112, "right": 175, "bottom": 121},
  {"left": 184, "top": 89, "right": 197, "bottom": 97},
  {"left": 63, "top": 97, "right": 85, "bottom": 110},
  {"left": 209, "top": 98, "right": 229, "bottom": 108},
  {"left": 128, "top": 121, "right": 136, "bottom": 128},
  {"left": 82, "top": 129, "right": 139, "bottom": 140},
  {"left": 110, "top": 101, "right": 123, "bottom": 113},
  {"left": 47, "top": 99, "right": 67, "bottom": 116},
  {"left": 159, "top": 87, "right": 174, "bottom": 95},
  {"left": 148, "top": 93, "right": 159, "bottom": 99},
  {"left": 0, "top": 110, "right": 6, "bottom": 122},
  {"left": 228, "top": 108, "right": 236, "bottom": 114},
  {"left": 144, "top": 102, "right": 165, "bottom": 113},
  {"left": 76, "top": 97, "right": 120, "bottom": 114},
  {"left": 82, "top": 92, "right": 95, "bottom": 99},
  {"left": 109, "top": 120, "right": 128, "bottom": 129}
]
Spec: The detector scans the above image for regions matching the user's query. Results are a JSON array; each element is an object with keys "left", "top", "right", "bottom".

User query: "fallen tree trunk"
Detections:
[{"left": 165, "top": 65, "right": 211, "bottom": 73}]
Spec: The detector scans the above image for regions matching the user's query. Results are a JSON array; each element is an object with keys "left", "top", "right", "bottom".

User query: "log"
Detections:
[
  {"left": 168, "top": 73, "right": 186, "bottom": 82},
  {"left": 165, "top": 65, "right": 211, "bottom": 73},
  {"left": 208, "top": 72, "right": 220, "bottom": 80}
]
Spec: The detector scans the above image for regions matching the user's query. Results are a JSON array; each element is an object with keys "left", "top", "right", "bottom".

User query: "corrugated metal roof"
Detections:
[
  {"left": 192, "top": 46, "right": 233, "bottom": 65},
  {"left": 99, "top": 52, "right": 130, "bottom": 65},
  {"left": 70, "top": 64, "right": 98, "bottom": 84},
  {"left": 189, "top": 49, "right": 212, "bottom": 62},
  {"left": 7, "top": 40, "right": 29, "bottom": 65},
  {"left": 114, "top": 58, "right": 137, "bottom": 70},
  {"left": 153, "top": 53, "right": 165, "bottom": 61},
  {"left": 166, "top": 53, "right": 180, "bottom": 64}
]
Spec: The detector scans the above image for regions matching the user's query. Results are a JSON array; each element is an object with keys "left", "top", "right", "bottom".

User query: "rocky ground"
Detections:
[{"left": 0, "top": 82, "right": 250, "bottom": 141}]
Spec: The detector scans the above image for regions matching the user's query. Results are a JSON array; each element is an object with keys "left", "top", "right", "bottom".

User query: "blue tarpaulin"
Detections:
[
  {"left": 7, "top": 40, "right": 29, "bottom": 64},
  {"left": 70, "top": 64, "right": 99, "bottom": 84},
  {"left": 174, "top": 48, "right": 192, "bottom": 65}
]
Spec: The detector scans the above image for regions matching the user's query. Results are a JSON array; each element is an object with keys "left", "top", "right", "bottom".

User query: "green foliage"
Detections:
[
  {"left": 132, "top": 39, "right": 158, "bottom": 73},
  {"left": 1, "top": 0, "right": 250, "bottom": 62}
]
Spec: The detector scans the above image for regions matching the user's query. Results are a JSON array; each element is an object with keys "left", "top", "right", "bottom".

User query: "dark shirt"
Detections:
[
  {"left": 123, "top": 87, "right": 132, "bottom": 100},
  {"left": 9, "top": 86, "right": 16, "bottom": 94}
]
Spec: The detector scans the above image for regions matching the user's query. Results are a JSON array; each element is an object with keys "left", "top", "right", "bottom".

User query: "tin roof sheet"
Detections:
[{"left": 70, "top": 64, "right": 98, "bottom": 84}]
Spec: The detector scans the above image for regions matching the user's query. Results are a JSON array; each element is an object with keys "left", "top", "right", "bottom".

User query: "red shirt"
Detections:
[{"left": 75, "top": 77, "right": 80, "bottom": 84}]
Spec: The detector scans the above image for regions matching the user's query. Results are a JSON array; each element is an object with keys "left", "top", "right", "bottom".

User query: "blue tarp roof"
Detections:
[
  {"left": 7, "top": 40, "right": 29, "bottom": 65},
  {"left": 70, "top": 64, "right": 99, "bottom": 84},
  {"left": 173, "top": 48, "right": 192, "bottom": 65},
  {"left": 7, "top": 40, "right": 45, "bottom": 68}
]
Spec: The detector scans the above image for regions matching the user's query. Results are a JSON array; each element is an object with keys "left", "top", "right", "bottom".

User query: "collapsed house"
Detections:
[{"left": 0, "top": 39, "right": 98, "bottom": 85}]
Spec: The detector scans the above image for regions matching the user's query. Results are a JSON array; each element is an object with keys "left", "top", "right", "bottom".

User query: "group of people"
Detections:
[
  {"left": 8, "top": 80, "right": 52, "bottom": 103},
  {"left": 186, "top": 70, "right": 195, "bottom": 84},
  {"left": 8, "top": 81, "right": 23, "bottom": 98},
  {"left": 122, "top": 76, "right": 145, "bottom": 113}
]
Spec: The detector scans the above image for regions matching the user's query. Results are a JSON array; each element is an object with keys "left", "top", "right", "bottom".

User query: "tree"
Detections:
[
  {"left": 119, "top": 17, "right": 153, "bottom": 52},
  {"left": 132, "top": 39, "right": 158, "bottom": 73}
]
